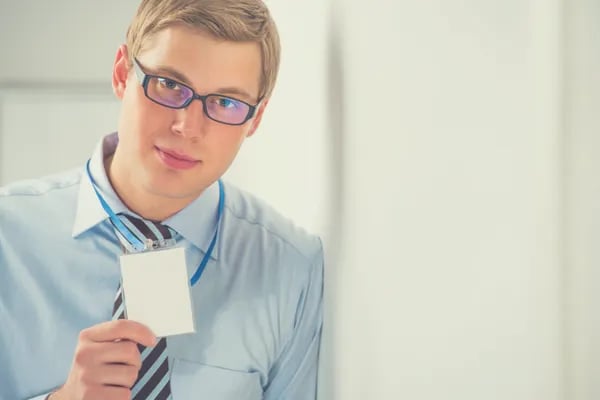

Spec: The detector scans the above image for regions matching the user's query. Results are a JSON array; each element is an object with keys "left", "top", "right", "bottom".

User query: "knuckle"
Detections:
[
  {"left": 130, "top": 355, "right": 142, "bottom": 370},
  {"left": 79, "top": 368, "right": 94, "bottom": 385},
  {"left": 127, "top": 367, "right": 139, "bottom": 385},
  {"left": 125, "top": 342, "right": 142, "bottom": 362},
  {"left": 73, "top": 345, "right": 90, "bottom": 366},
  {"left": 78, "top": 328, "right": 90, "bottom": 341},
  {"left": 124, "top": 340, "right": 137, "bottom": 352}
]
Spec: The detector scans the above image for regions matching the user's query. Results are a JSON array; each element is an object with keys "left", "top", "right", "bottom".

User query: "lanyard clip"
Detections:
[{"left": 143, "top": 238, "right": 176, "bottom": 251}]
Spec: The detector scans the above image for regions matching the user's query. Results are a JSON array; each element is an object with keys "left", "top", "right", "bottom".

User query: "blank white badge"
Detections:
[{"left": 120, "top": 247, "right": 195, "bottom": 337}]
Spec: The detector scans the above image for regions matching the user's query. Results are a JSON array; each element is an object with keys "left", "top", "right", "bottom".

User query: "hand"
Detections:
[{"left": 50, "top": 320, "right": 157, "bottom": 400}]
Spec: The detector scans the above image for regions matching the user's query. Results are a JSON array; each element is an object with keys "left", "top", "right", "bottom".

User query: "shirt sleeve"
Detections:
[{"left": 263, "top": 241, "right": 325, "bottom": 400}]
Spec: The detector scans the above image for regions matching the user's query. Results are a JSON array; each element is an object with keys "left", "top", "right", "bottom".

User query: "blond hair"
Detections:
[{"left": 126, "top": 0, "right": 281, "bottom": 100}]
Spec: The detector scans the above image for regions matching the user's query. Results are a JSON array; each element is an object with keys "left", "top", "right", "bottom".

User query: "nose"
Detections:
[{"left": 171, "top": 98, "right": 208, "bottom": 138}]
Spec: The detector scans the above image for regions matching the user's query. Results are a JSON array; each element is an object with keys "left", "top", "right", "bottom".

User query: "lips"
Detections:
[{"left": 155, "top": 146, "right": 200, "bottom": 170}]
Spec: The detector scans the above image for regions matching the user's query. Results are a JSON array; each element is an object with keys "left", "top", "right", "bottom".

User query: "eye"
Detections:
[
  {"left": 216, "top": 97, "right": 239, "bottom": 109},
  {"left": 157, "top": 78, "right": 181, "bottom": 91}
]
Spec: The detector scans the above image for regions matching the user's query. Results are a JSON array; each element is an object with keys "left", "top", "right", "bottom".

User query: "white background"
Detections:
[{"left": 1, "top": 1, "right": 599, "bottom": 399}]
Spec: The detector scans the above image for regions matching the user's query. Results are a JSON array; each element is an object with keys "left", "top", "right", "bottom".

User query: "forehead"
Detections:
[{"left": 137, "top": 25, "right": 262, "bottom": 102}]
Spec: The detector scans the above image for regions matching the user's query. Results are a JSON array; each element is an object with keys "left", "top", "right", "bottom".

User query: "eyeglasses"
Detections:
[{"left": 132, "top": 58, "right": 259, "bottom": 126}]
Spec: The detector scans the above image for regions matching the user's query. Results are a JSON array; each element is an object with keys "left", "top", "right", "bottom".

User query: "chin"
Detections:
[
  {"left": 144, "top": 180, "right": 200, "bottom": 200},
  {"left": 142, "top": 166, "right": 213, "bottom": 199}
]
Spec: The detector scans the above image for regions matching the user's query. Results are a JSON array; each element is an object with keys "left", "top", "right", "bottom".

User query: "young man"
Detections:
[{"left": 0, "top": 1, "right": 324, "bottom": 399}]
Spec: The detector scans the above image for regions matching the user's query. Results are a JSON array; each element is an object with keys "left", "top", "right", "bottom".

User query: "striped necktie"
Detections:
[{"left": 111, "top": 213, "right": 175, "bottom": 400}]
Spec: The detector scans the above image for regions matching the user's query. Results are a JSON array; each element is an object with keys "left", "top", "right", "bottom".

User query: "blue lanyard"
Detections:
[{"left": 85, "top": 160, "right": 224, "bottom": 286}]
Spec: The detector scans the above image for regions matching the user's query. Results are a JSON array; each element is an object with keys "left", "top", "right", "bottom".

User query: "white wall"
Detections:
[
  {"left": 327, "top": 0, "right": 563, "bottom": 399},
  {"left": 0, "top": 1, "right": 135, "bottom": 182},
  {"left": 564, "top": 1, "right": 600, "bottom": 399},
  {"left": 0, "top": 1, "right": 137, "bottom": 83}
]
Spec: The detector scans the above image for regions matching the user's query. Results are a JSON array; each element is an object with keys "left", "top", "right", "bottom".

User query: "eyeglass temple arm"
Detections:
[{"left": 132, "top": 58, "right": 145, "bottom": 84}]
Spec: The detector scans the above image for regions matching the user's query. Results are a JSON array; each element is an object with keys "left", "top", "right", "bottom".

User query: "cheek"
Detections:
[
  {"left": 123, "top": 102, "right": 171, "bottom": 142},
  {"left": 123, "top": 83, "right": 170, "bottom": 121},
  {"left": 204, "top": 131, "right": 246, "bottom": 167},
  {"left": 221, "top": 128, "right": 248, "bottom": 151}
]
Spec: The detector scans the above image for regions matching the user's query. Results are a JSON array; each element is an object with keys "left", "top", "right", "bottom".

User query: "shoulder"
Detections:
[
  {"left": 0, "top": 168, "right": 82, "bottom": 221},
  {"left": 0, "top": 168, "right": 82, "bottom": 197},
  {"left": 221, "top": 181, "right": 323, "bottom": 265}
]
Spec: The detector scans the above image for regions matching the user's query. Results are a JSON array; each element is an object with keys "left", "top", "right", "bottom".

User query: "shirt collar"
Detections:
[{"left": 72, "top": 132, "right": 221, "bottom": 260}]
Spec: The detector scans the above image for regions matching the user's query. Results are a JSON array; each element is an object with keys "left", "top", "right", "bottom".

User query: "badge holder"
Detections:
[{"left": 119, "top": 239, "right": 197, "bottom": 337}]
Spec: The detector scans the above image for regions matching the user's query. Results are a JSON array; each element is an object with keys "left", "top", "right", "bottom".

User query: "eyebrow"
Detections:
[
  {"left": 148, "top": 63, "right": 258, "bottom": 104},
  {"left": 151, "top": 64, "right": 193, "bottom": 87},
  {"left": 213, "top": 87, "right": 257, "bottom": 103}
]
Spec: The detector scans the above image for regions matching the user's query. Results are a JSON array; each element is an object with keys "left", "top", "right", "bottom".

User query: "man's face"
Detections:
[{"left": 111, "top": 25, "right": 265, "bottom": 203}]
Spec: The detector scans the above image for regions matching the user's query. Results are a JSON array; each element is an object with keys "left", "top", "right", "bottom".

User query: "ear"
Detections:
[
  {"left": 246, "top": 99, "right": 270, "bottom": 138},
  {"left": 112, "top": 44, "right": 131, "bottom": 100}
]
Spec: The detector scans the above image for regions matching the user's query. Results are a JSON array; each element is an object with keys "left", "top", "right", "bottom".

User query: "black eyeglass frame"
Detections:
[{"left": 132, "top": 57, "right": 261, "bottom": 126}]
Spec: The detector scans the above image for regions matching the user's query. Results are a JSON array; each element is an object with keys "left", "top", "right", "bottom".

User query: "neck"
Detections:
[{"left": 104, "top": 155, "right": 188, "bottom": 221}]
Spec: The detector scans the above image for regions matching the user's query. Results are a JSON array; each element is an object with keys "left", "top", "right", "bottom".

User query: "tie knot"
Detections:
[{"left": 113, "top": 213, "right": 176, "bottom": 253}]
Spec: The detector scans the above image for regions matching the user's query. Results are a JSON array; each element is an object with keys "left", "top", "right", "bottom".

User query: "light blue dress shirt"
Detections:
[{"left": 0, "top": 133, "right": 324, "bottom": 400}]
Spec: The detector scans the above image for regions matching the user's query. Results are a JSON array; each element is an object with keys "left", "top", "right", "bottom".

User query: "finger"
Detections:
[
  {"left": 73, "top": 342, "right": 141, "bottom": 377},
  {"left": 80, "top": 320, "right": 157, "bottom": 347},
  {"left": 97, "top": 364, "right": 140, "bottom": 388},
  {"left": 82, "top": 384, "right": 131, "bottom": 400},
  {"left": 92, "top": 341, "right": 143, "bottom": 368}
]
